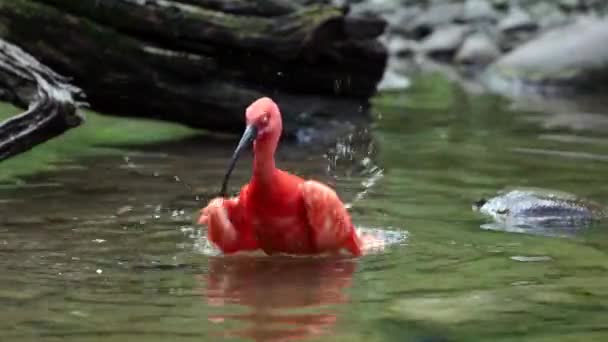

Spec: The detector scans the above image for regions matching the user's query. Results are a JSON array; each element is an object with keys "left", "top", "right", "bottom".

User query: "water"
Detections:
[{"left": 1, "top": 76, "right": 608, "bottom": 341}]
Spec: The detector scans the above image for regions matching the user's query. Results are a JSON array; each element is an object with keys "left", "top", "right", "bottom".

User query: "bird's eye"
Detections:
[{"left": 261, "top": 113, "right": 269, "bottom": 124}]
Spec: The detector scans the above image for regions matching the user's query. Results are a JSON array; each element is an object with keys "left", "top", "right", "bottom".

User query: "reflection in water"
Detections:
[{"left": 198, "top": 256, "right": 357, "bottom": 342}]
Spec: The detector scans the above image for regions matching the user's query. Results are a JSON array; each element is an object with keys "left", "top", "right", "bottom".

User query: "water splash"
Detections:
[{"left": 192, "top": 226, "right": 408, "bottom": 257}]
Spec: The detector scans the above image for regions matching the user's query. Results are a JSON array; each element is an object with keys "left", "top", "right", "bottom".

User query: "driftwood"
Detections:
[
  {"left": 0, "top": 39, "right": 84, "bottom": 162},
  {"left": 0, "top": 0, "right": 387, "bottom": 135}
]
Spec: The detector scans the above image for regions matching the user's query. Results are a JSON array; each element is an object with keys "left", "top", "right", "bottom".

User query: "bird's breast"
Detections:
[{"left": 249, "top": 197, "right": 315, "bottom": 254}]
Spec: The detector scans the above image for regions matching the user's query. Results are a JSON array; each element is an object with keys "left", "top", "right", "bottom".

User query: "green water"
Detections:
[{"left": 1, "top": 75, "right": 607, "bottom": 341}]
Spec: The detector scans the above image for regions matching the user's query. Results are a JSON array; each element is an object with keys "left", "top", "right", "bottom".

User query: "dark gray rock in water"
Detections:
[
  {"left": 406, "top": 3, "right": 464, "bottom": 38},
  {"left": 383, "top": 6, "right": 423, "bottom": 34},
  {"left": 419, "top": 24, "right": 471, "bottom": 57},
  {"left": 559, "top": 0, "right": 582, "bottom": 11},
  {"left": 463, "top": 0, "right": 500, "bottom": 22},
  {"left": 474, "top": 188, "right": 606, "bottom": 236},
  {"left": 529, "top": 2, "right": 570, "bottom": 30},
  {"left": 484, "top": 17, "right": 608, "bottom": 95},
  {"left": 455, "top": 32, "right": 501, "bottom": 65},
  {"left": 387, "top": 36, "right": 420, "bottom": 58},
  {"left": 498, "top": 7, "right": 538, "bottom": 34},
  {"left": 497, "top": 7, "right": 539, "bottom": 51},
  {"left": 490, "top": 0, "right": 509, "bottom": 11}
]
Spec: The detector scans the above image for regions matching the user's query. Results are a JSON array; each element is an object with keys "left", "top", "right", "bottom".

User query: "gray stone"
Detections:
[
  {"left": 463, "top": 0, "right": 499, "bottom": 22},
  {"left": 491, "top": 0, "right": 509, "bottom": 11},
  {"left": 455, "top": 32, "right": 501, "bottom": 65},
  {"left": 377, "top": 68, "right": 411, "bottom": 90},
  {"left": 485, "top": 17, "right": 608, "bottom": 93},
  {"left": 386, "top": 6, "right": 424, "bottom": 36},
  {"left": 559, "top": 0, "right": 581, "bottom": 11},
  {"left": 540, "top": 10, "right": 570, "bottom": 30},
  {"left": 474, "top": 187, "right": 606, "bottom": 230},
  {"left": 348, "top": 0, "right": 402, "bottom": 15},
  {"left": 386, "top": 36, "right": 420, "bottom": 57},
  {"left": 406, "top": 3, "right": 464, "bottom": 37},
  {"left": 419, "top": 24, "right": 471, "bottom": 56},
  {"left": 529, "top": 2, "right": 570, "bottom": 30},
  {"left": 498, "top": 7, "right": 538, "bottom": 33}
]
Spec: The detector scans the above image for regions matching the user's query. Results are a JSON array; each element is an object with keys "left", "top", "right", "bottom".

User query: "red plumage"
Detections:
[{"left": 199, "top": 97, "right": 362, "bottom": 256}]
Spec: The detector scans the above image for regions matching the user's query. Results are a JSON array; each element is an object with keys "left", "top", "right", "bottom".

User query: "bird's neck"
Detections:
[{"left": 252, "top": 137, "right": 277, "bottom": 187}]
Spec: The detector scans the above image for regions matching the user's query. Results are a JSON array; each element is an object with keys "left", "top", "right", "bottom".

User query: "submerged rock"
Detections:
[
  {"left": 463, "top": 0, "right": 499, "bottom": 22},
  {"left": 406, "top": 3, "right": 464, "bottom": 38},
  {"left": 529, "top": 2, "right": 570, "bottom": 30},
  {"left": 473, "top": 188, "right": 606, "bottom": 233},
  {"left": 490, "top": 0, "right": 509, "bottom": 11},
  {"left": 559, "top": 0, "right": 582, "bottom": 11},
  {"left": 419, "top": 24, "right": 471, "bottom": 57},
  {"left": 387, "top": 35, "right": 420, "bottom": 58},
  {"left": 484, "top": 17, "right": 608, "bottom": 94},
  {"left": 455, "top": 32, "right": 501, "bottom": 65},
  {"left": 498, "top": 7, "right": 538, "bottom": 34}
]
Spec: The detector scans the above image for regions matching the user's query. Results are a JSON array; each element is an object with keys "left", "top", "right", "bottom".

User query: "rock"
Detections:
[
  {"left": 559, "top": 0, "right": 581, "bottom": 11},
  {"left": 348, "top": 0, "right": 402, "bottom": 15},
  {"left": 386, "top": 36, "right": 420, "bottom": 58},
  {"left": 498, "top": 7, "right": 538, "bottom": 34},
  {"left": 385, "top": 6, "right": 424, "bottom": 36},
  {"left": 406, "top": 3, "right": 464, "bottom": 39},
  {"left": 455, "top": 32, "right": 501, "bottom": 65},
  {"left": 490, "top": 0, "right": 509, "bottom": 11},
  {"left": 419, "top": 24, "right": 471, "bottom": 57},
  {"left": 540, "top": 11, "right": 570, "bottom": 30},
  {"left": 484, "top": 17, "right": 608, "bottom": 94},
  {"left": 498, "top": 7, "right": 539, "bottom": 51},
  {"left": 463, "top": 0, "right": 499, "bottom": 22},
  {"left": 474, "top": 188, "right": 606, "bottom": 233},
  {"left": 377, "top": 68, "right": 411, "bottom": 90},
  {"left": 529, "top": 2, "right": 570, "bottom": 30}
]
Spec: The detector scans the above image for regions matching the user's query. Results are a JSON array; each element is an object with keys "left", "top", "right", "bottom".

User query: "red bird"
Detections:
[{"left": 198, "top": 97, "right": 363, "bottom": 256}]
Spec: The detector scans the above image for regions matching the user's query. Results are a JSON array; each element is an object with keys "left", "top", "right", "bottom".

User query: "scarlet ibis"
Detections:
[{"left": 198, "top": 97, "right": 363, "bottom": 256}]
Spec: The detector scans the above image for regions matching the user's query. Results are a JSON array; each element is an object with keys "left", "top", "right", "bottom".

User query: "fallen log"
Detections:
[
  {"left": 0, "top": 39, "right": 84, "bottom": 162},
  {"left": 0, "top": 0, "right": 386, "bottom": 135}
]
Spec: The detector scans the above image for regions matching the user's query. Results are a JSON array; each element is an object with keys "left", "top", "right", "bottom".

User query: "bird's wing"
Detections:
[
  {"left": 199, "top": 195, "right": 258, "bottom": 254},
  {"left": 300, "top": 180, "right": 361, "bottom": 255}
]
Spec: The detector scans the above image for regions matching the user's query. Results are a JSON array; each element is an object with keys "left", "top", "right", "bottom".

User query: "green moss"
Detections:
[{"left": 0, "top": 102, "right": 199, "bottom": 182}]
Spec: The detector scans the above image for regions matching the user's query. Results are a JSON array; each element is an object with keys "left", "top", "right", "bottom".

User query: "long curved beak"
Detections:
[{"left": 220, "top": 124, "right": 258, "bottom": 196}]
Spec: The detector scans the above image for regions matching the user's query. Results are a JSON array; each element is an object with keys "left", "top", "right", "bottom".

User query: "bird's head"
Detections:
[
  {"left": 245, "top": 97, "right": 283, "bottom": 140},
  {"left": 220, "top": 97, "right": 283, "bottom": 196}
]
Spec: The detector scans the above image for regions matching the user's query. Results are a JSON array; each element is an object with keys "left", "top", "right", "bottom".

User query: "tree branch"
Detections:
[{"left": 0, "top": 39, "right": 85, "bottom": 162}]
